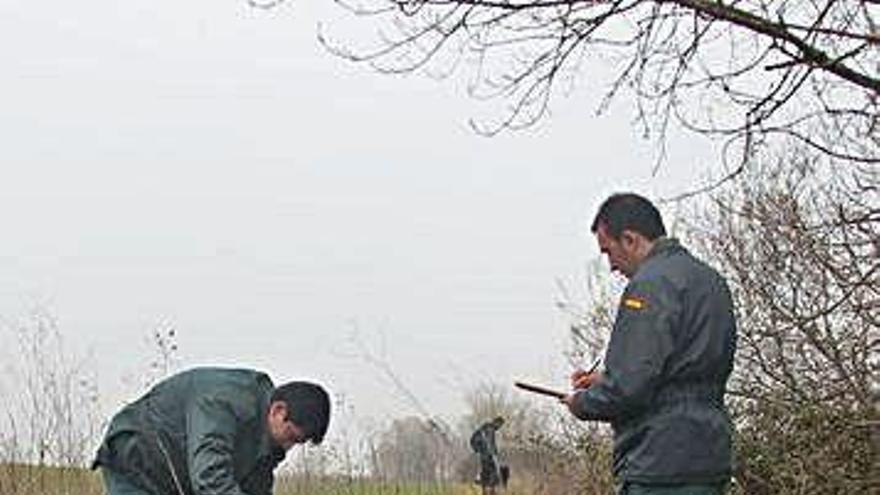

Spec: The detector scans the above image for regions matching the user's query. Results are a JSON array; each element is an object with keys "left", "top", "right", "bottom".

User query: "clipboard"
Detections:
[
  {"left": 515, "top": 357, "right": 602, "bottom": 400},
  {"left": 513, "top": 381, "right": 566, "bottom": 399}
]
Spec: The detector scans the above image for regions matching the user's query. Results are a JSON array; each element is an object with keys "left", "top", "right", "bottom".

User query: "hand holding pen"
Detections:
[
  {"left": 513, "top": 356, "right": 603, "bottom": 408},
  {"left": 570, "top": 356, "right": 603, "bottom": 390},
  {"left": 561, "top": 356, "right": 603, "bottom": 410}
]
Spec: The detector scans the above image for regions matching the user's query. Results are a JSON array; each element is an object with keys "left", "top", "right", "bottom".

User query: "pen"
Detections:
[{"left": 584, "top": 356, "right": 602, "bottom": 374}]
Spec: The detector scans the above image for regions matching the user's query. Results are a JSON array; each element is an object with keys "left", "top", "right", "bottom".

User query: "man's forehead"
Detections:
[{"left": 595, "top": 223, "right": 614, "bottom": 241}]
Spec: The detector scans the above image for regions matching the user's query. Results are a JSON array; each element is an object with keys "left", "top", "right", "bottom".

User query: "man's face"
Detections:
[
  {"left": 267, "top": 402, "right": 307, "bottom": 450},
  {"left": 595, "top": 223, "right": 639, "bottom": 279}
]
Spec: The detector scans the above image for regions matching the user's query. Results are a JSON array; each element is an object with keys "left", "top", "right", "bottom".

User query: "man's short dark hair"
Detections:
[
  {"left": 272, "top": 382, "right": 331, "bottom": 445},
  {"left": 591, "top": 193, "right": 666, "bottom": 240}
]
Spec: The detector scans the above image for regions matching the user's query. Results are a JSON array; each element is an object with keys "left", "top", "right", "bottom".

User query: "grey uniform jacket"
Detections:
[
  {"left": 572, "top": 238, "right": 736, "bottom": 484},
  {"left": 93, "top": 368, "right": 286, "bottom": 495}
]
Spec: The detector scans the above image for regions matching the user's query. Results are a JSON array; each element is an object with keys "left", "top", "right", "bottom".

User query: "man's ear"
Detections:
[
  {"left": 269, "top": 400, "right": 288, "bottom": 420},
  {"left": 619, "top": 229, "right": 639, "bottom": 249}
]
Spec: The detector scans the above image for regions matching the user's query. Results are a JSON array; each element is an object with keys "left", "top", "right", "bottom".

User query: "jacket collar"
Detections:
[{"left": 644, "top": 237, "right": 683, "bottom": 262}]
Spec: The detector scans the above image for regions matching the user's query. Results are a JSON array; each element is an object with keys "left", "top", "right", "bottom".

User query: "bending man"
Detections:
[{"left": 93, "top": 367, "right": 331, "bottom": 495}]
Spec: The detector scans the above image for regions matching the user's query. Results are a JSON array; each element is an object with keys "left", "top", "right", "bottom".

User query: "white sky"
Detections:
[{"left": 0, "top": 0, "right": 713, "bottom": 432}]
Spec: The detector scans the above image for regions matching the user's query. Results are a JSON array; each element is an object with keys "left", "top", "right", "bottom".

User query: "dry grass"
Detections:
[
  {"left": 0, "top": 465, "right": 516, "bottom": 495},
  {"left": 0, "top": 463, "right": 102, "bottom": 495},
  {"left": 0, "top": 465, "right": 585, "bottom": 495}
]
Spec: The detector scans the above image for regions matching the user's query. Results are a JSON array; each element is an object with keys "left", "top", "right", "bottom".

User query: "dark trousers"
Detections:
[
  {"left": 101, "top": 468, "right": 151, "bottom": 495},
  {"left": 619, "top": 482, "right": 728, "bottom": 495}
]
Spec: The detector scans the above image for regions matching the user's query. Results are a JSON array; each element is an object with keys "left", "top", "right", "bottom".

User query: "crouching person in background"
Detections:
[{"left": 93, "top": 367, "right": 331, "bottom": 495}]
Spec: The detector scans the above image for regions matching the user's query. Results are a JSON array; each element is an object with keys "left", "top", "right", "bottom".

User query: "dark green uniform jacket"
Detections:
[
  {"left": 93, "top": 368, "right": 286, "bottom": 495},
  {"left": 572, "top": 238, "right": 736, "bottom": 484}
]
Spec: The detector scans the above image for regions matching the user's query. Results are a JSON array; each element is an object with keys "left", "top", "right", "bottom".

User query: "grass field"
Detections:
[
  {"left": 0, "top": 464, "right": 499, "bottom": 495},
  {"left": 0, "top": 463, "right": 102, "bottom": 495},
  {"left": 277, "top": 477, "right": 471, "bottom": 495}
]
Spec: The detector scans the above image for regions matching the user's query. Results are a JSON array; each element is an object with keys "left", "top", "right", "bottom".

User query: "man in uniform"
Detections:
[
  {"left": 469, "top": 416, "right": 508, "bottom": 494},
  {"left": 93, "top": 367, "right": 331, "bottom": 495},
  {"left": 563, "top": 193, "right": 736, "bottom": 495}
]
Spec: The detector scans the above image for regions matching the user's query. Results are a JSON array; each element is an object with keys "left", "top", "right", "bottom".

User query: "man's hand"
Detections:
[
  {"left": 570, "top": 369, "right": 602, "bottom": 389},
  {"left": 561, "top": 369, "right": 603, "bottom": 415}
]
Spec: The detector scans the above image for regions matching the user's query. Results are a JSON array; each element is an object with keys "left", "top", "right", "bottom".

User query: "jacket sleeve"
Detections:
[
  {"left": 571, "top": 277, "right": 681, "bottom": 421},
  {"left": 186, "top": 394, "right": 249, "bottom": 495}
]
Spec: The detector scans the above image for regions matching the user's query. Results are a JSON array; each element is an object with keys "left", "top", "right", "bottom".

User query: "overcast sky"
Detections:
[{"left": 1, "top": 0, "right": 713, "bottom": 433}]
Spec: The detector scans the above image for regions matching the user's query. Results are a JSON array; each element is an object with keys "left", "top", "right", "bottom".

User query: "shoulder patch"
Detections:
[{"left": 622, "top": 296, "right": 647, "bottom": 310}]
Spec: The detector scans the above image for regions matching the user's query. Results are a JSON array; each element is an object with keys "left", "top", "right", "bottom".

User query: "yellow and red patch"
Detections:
[{"left": 622, "top": 296, "right": 647, "bottom": 310}]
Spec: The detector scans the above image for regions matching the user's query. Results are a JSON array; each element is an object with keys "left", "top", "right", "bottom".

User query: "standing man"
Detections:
[
  {"left": 93, "top": 367, "right": 331, "bottom": 495},
  {"left": 469, "top": 416, "right": 508, "bottom": 494},
  {"left": 563, "top": 193, "right": 736, "bottom": 495}
]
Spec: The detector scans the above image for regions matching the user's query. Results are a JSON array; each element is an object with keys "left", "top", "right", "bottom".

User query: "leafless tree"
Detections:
[
  {"left": 372, "top": 416, "right": 458, "bottom": 482},
  {"left": 318, "top": 1, "right": 878, "bottom": 177},
  {"left": 555, "top": 262, "right": 621, "bottom": 368},
  {"left": 0, "top": 307, "right": 100, "bottom": 468},
  {"left": 687, "top": 154, "right": 878, "bottom": 494},
  {"left": 146, "top": 321, "right": 179, "bottom": 385}
]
